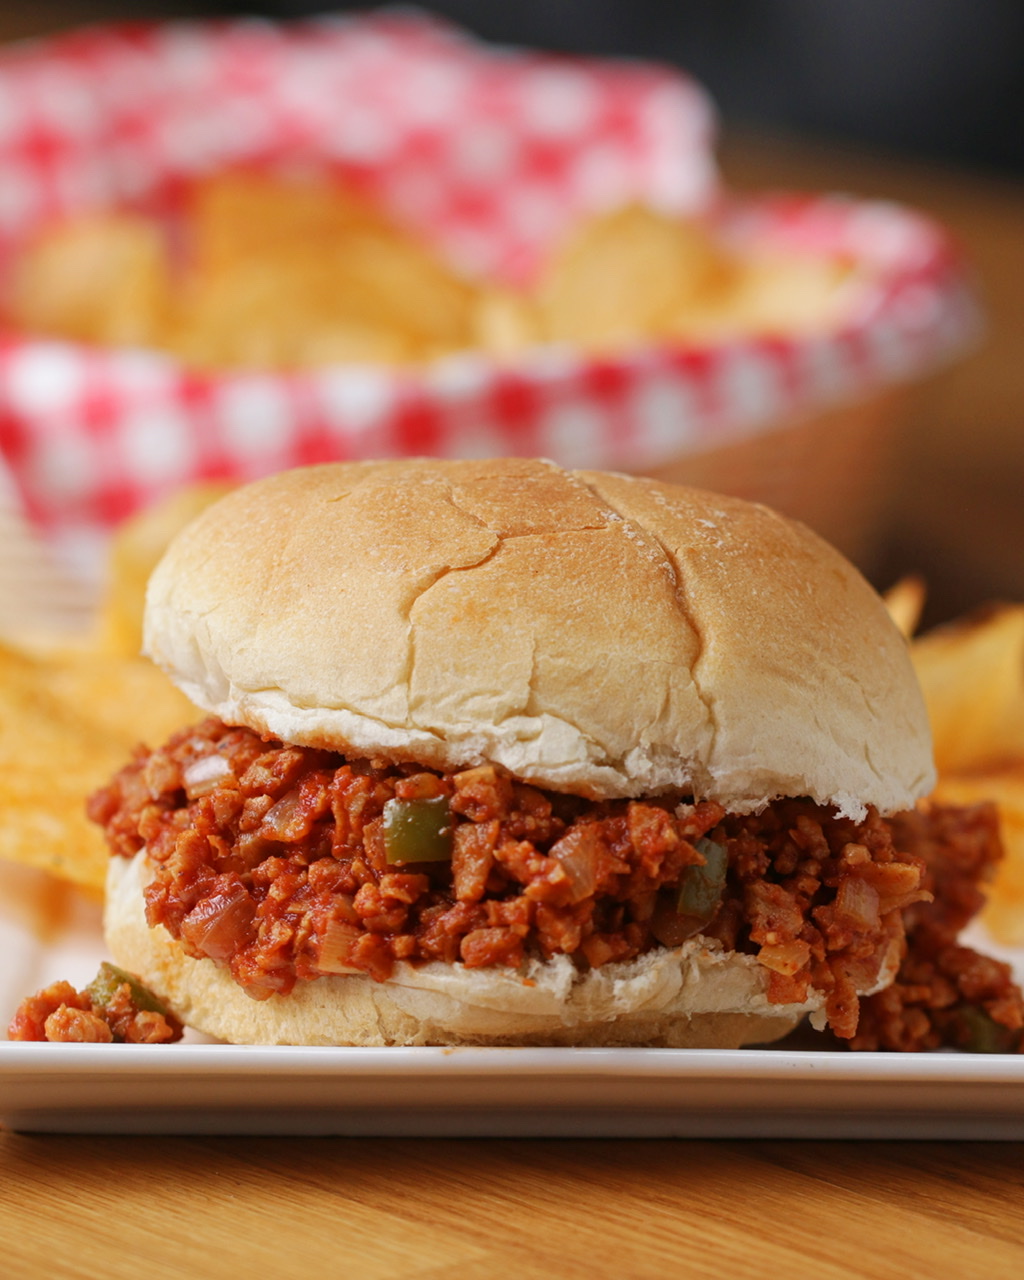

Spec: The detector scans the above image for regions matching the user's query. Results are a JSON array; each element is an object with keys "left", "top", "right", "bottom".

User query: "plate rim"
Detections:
[{"left": 3, "top": 1040, "right": 1024, "bottom": 1082}]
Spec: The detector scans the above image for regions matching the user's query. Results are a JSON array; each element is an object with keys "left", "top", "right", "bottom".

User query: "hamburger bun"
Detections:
[
  {"left": 144, "top": 458, "right": 933, "bottom": 817},
  {"left": 102, "top": 458, "right": 933, "bottom": 1047}
]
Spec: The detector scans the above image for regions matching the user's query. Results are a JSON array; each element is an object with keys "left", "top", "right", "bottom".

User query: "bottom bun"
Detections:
[{"left": 105, "top": 852, "right": 824, "bottom": 1048}]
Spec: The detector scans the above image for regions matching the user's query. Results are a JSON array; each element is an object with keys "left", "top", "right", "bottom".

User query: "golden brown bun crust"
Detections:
[
  {"left": 104, "top": 853, "right": 815, "bottom": 1048},
  {"left": 144, "top": 458, "right": 934, "bottom": 816}
]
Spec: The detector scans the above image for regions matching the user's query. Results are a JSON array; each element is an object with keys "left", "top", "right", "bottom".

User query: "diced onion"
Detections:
[
  {"left": 315, "top": 919, "right": 362, "bottom": 974},
  {"left": 548, "top": 825, "right": 601, "bottom": 904},
  {"left": 183, "top": 754, "right": 233, "bottom": 798},
  {"left": 835, "top": 875, "right": 881, "bottom": 930},
  {"left": 180, "top": 885, "right": 254, "bottom": 963},
  {"left": 757, "top": 939, "right": 812, "bottom": 975}
]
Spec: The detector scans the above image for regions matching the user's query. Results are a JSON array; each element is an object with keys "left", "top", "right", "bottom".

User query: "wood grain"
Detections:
[{"left": 2, "top": 1134, "right": 1022, "bottom": 1279}]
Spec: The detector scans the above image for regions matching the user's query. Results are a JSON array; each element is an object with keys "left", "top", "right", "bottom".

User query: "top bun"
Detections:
[{"left": 144, "top": 458, "right": 934, "bottom": 816}]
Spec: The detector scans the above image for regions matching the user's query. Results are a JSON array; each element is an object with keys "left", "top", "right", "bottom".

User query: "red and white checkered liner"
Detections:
[{"left": 0, "top": 13, "right": 978, "bottom": 580}]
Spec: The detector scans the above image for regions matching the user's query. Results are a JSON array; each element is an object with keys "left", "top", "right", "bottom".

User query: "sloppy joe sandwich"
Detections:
[{"left": 93, "top": 458, "right": 945, "bottom": 1048}]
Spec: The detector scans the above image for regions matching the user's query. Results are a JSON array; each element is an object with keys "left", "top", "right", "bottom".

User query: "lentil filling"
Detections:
[{"left": 86, "top": 718, "right": 1014, "bottom": 1043}]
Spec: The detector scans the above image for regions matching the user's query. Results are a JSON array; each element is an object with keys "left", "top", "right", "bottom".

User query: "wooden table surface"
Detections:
[
  {"left": 2, "top": 17, "right": 1024, "bottom": 1277},
  {"left": 2, "top": 1133, "right": 1023, "bottom": 1278}
]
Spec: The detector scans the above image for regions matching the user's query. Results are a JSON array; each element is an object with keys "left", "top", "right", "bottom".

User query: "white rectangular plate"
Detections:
[
  {"left": 4, "top": 1042, "right": 1024, "bottom": 1139},
  {"left": 1, "top": 863, "right": 1023, "bottom": 1138}
]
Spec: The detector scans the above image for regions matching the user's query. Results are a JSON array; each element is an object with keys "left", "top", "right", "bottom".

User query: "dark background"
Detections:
[
  {"left": 4, "top": 1, "right": 1023, "bottom": 175},
  {"left": 292, "top": 1, "right": 1024, "bottom": 177}
]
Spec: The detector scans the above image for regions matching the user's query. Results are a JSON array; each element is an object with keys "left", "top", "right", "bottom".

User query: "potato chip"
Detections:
[
  {"left": 537, "top": 205, "right": 732, "bottom": 349},
  {"left": 44, "top": 648, "right": 197, "bottom": 747},
  {"left": 188, "top": 170, "right": 372, "bottom": 275},
  {"left": 325, "top": 223, "right": 475, "bottom": 352},
  {"left": 170, "top": 254, "right": 417, "bottom": 369},
  {"left": 170, "top": 172, "right": 476, "bottom": 369},
  {"left": 691, "top": 251, "right": 854, "bottom": 338},
  {"left": 2, "top": 480, "right": 209, "bottom": 892},
  {"left": 8, "top": 172, "right": 481, "bottom": 370},
  {"left": 9, "top": 174, "right": 871, "bottom": 370},
  {"left": 0, "top": 642, "right": 195, "bottom": 889},
  {"left": 910, "top": 605, "right": 1024, "bottom": 775},
  {"left": 883, "top": 575, "right": 927, "bottom": 640},
  {"left": 472, "top": 286, "right": 541, "bottom": 359},
  {"left": 9, "top": 212, "right": 171, "bottom": 348},
  {"left": 98, "top": 481, "right": 234, "bottom": 657},
  {"left": 0, "top": 644, "right": 114, "bottom": 888}
]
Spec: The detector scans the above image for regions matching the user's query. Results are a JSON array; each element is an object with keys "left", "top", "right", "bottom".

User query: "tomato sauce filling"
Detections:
[{"left": 86, "top": 718, "right": 1018, "bottom": 1044}]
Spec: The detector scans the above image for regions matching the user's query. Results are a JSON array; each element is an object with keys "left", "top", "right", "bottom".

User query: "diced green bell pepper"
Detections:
[
  {"left": 957, "top": 1004, "right": 1016, "bottom": 1054},
  {"left": 85, "top": 962, "right": 171, "bottom": 1015},
  {"left": 383, "top": 796, "right": 454, "bottom": 864},
  {"left": 676, "top": 837, "right": 728, "bottom": 924}
]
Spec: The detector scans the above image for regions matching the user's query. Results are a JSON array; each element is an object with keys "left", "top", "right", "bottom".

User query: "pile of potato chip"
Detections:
[
  {"left": 7, "top": 173, "right": 858, "bottom": 370},
  {"left": 0, "top": 489, "right": 225, "bottom": 892},
  {"left": 887, "top": 578, "right": 1024, "bottom": 945}
]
